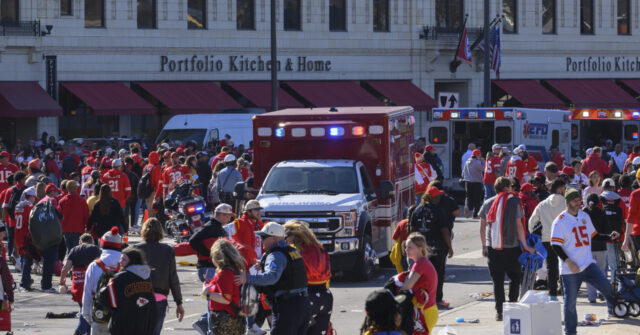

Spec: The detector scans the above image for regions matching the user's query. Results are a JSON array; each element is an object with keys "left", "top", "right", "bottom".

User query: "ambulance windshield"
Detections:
[{"left": 262, "top": 166, "right": 359, "bottom": 195}]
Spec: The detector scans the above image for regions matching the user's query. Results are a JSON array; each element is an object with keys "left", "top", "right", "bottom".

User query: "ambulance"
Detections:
[
  {"left": 236, "top": 106, "right": 414, "bottom": 280},
  {"left": 421, "top": 108, "right": 572, "bottom": 179},
  {"left": 569, "top": 108, "right": 640, "bottom": 157}
]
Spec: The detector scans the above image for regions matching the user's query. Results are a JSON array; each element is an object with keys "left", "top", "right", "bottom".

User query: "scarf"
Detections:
[{"left": 486, "top": 191, "right": 514, "bottom": 250}]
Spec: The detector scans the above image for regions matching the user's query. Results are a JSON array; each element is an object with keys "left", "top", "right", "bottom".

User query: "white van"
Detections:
[{"left": 156, "top": 111, "right": 262, "bottom": 149}]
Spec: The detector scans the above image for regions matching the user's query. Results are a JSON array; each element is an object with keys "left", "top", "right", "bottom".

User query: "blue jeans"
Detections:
[
  {"left": 63, "top": 233, "right": 81, "bottom": 256},
  {"left": 135, "top": 198, "right": 143, "bottom": 226},
  {"left": 76, "top": 305, "right": 91, "bottom": 335},
  {"left": 20, "top": 255, "right": 33, "bottom": 289},
  {"left": 41, "top": 245, "right": 58, "bottom": 290},
  {"left": 6, "top": 226, "right": 14, "bottom": 258},
  {"left": 561, "top": 263, "right": 614, "bottom": 335},
  {"left": 154, "top": 299, "right": 168, "bottom": 335},
  {"left": 483, "top": 184, "right": 496, "bottom": 201},
  {"left": 196, "top": 267, "right": 215, "bottom": 335},
  {"left": 606, "top": 243, "right": 618, "bottom": 284}
]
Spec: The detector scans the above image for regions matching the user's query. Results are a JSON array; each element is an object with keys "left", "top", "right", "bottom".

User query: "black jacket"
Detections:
[
  {"left": 189, "top": 218, "right": 228, "bottom": 268},
  {"left": 196, "top": 161, "right": 212, "bottom": 198},
  {"left": 125, "top": 170, "right": 140, "bottom": 204},
  {"left": 88, "top": 198, "right": 126, "bottom": 237},
  {"left": 98, "top": 265, "right": 157, "bottom": 335},
  {"left": 135, "top": 240, "right": 183, "bottom": 305},
  {"left": 584, "top": 206, "right": 610, "bottom": 252}
]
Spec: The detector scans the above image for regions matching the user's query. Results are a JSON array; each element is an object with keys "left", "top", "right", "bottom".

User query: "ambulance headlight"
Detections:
[
  {"left": 485, "top": 111, "right": 495, "bottom": 119},
  {"left": 257, "top": 127, "right": 272, "bottom": 137},
  {"left": 614, "top": 111, "right": 622, "bottom": 118},
  {"left": 450, "top": 112, "right": 460, "bottom": 119},
  {"left": 582, "top": 111, "right": 590, "bottom": 118}
]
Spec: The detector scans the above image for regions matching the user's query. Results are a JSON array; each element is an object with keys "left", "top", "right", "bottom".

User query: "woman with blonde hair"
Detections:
[
  {"left": 204, "top": 239, "right": 245, "bottom": 335},
  {"left": 284, "top": 220, "right": 332, "bottom": 335},
  {"left": 399, "top": 233, "right": 438, "bottom": 335},
  {"left": 582, "top": 171, "right": 603, "bottom": 201}
]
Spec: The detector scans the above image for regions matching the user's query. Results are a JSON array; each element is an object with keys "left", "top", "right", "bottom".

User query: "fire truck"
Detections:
[
  {"left": 237, "top": 106, "right": 414, "bottom": 280},
  {"left": 569, "top": 108, "right": 640, "bottom": 157},
  {"left": 421, "top": 108, "right": 572, "bottom": 179}
]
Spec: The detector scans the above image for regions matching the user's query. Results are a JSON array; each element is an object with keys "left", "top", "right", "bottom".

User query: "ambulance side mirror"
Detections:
[
  {"left": 233, "top": 182, "right": 247, "bottom": 200},
  {"left": 379, "top": 180, "right": 394, "bottom": 200}
]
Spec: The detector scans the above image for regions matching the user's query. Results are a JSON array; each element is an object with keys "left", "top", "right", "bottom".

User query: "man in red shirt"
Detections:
[
  {"left": 162, "top": 153, "right": 190, "bottom": 198},
  {"left": 210, "top": 147, "right": 230, "bottom": 170},
  {"left": 101, "top": 159, "right": 131, "bottom": 210},
  {"left": 0, "top": 151, "right": 18, "bottom": 194},
  {"left": 483, "top": 144, "right": 503, "bottom": 200},
  {"left": 231, "top": 200, "right": 265, "bottom": 258},
  {"left": 143, "top": 151, "right": 162, "bottom": 218},
  {"left": 518, "top": 145, "right": 539, "bottom": 182},
  {"left": 2, "top": 171, "right": 26, "bottom": 262},
  {"left": 582, "top": 146, "right": 612, "bottom": 178},
  {"left": 506, "top": 146, "right": 526, "bottom": 184},
  {"left": 550, "top": 145, "right": 566, "bottom": 169},
  {"left": 14, "top": 186, "right": 36, "bottom": 290},
  {"left": 59, "top": 181, "right": 90, "bottom": 255}
]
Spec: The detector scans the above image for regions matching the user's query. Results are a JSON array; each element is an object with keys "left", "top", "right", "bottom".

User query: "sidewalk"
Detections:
[{"left": 431, "top": 293, "right": 640, "bottom": 335}]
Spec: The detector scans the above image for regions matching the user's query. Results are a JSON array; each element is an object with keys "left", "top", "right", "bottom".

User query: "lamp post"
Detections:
[
  {"left": 270, "top": 0, "right": 278, "bottom": 112},
  {"left": 483, "top": 0, "right": 491, "bottom": 107}
]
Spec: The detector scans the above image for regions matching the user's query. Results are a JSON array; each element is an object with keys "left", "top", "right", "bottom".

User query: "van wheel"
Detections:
[{"left": 352, "top": 235, "right": 376, "bottom": 281}]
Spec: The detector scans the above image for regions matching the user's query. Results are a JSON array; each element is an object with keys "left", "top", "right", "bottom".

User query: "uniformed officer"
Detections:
[{"left": 235, "top": 222, "right": 311, "bottom": 335}]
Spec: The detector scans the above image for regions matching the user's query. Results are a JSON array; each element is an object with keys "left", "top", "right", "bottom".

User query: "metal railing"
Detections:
[
  {"left": 419, "top": 25, "right": 483, "bottom": 42},
  {"left": 0, "top": 20, "right": 41, "bottom": 36}
]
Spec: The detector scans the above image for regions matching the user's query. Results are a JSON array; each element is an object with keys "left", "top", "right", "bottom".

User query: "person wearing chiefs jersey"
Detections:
[
  {"left": 284, "top": 220, "right": 332, "bottom": 335},
  {"left": 59, "top": 181, "right": 90, "bottom": 255},
  {"left": 101, "top": 159, "right": 131, "bottom": 211},
  {"left": 81, "top": 161, "right": 95, "bottom": 186},
  {"left": 2, "top": 171, "right": 27, "bottom": 262},
  {"left": 162, "top": 153, "right": 190, "bottom": 198},
  {"left": 209, "top": 147, "right": 231, "bottom": 170},
  {"left": 506, "top": 146, "right": 526, "bottom": 184},
  {"left": 14, "top": 187, "right": 36, "bottom": 290},
  {"left": 516, "top": 145, "right": 539, "bottom": 182},
  {"left": 59, "top": 233, "right": 101, "bottom": 335},
  {"left": 231, "top": 200, "right": 265, "bottom": 259},
  {"left": 483, "top": 144, "right": 503, "bottom": 200},
  {"left": 0, "top": 151, "right": 18, "bottom": 194},
  {"left": 550, "top": 145, "right": 566, "bottom": 169},
  {"left": 143, "top": 151, "right": 162, "bottom": 218},
  {"left": 414, "top": 152, "right": 437, "bottom": 205}
]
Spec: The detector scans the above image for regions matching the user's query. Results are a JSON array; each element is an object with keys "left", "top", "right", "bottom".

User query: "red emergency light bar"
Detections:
[{"left": 570, "top": 109, "right": 640, "bottom": 120}]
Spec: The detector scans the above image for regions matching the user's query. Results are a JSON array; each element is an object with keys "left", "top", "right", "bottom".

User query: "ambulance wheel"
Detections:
[
  {"left": 353, "top": 234, "right": 376, "bottom": 281},
  {"left": 613, "top": 302, "right": 629, "bottom": 318},
  {"left": 628, "top": 302, "right": 640, "bottom": 317}
]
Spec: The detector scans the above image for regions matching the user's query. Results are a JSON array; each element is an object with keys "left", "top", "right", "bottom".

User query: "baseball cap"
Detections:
[
  {"left": 520, "top": 183, "right": 534, "bottom": 193},
  {"left": 561, "top": 166, "right": 575, "bottom": 176},
  {"left": 513, "top": 147, "right": 523, "bottom": 155},
  {"left": 45, "top": 183, "right": 60, "bottom": 194},
  {"left": 586, "top": 148, "right": 593, "bottom": 155},
  {"left": 256, "top": 222, "right": 286, "bottom": 238},
  {"left": 162, "top": 151, "right": 171, "bottom": 158},
  {"left": 118, "top": 149, "right": 127, "bottom": 155},
  {"left": 160, "top": 143, "right": 170, "bottom": 150},
  {"left": 427, "top": 186, "right": 444, "bottom": 198},
  {"left": 472, "top": 149, "right": 482, "bottom": 157},
  {"left": 101, "top": 157, "right": 112, "bottom": 167},
  {"left": 633, "top": 157, "right": 640, "bottom": 165},
  {"left": 112, "top": 158, "right": 123, "bottom": 167},
  {"left": 365, "top": 289, "right": 406, "bottom": 319},
  {"left": 176, "top": 147, "right": 185, "bottom": 155},
  {"left": 23, "top": 187, "right": 36, "bottom": 198},
  {"left": 214, "top": 203, "right": 234, "bottom": 215},
  {"left": 414, "top": 152, "right": 424, "bottom": 163},
  {"left": 602, "top": 178, "right": 616, "bottom": 189},
  {"left": 0, "top": 151, "right": 9, "bottom": 159},
  {"left": 44, "top": 148, "right": 53, "bottom": 156},
  {"left": 517, "top": 144, "right": 527, "bottom": 151},
  {"left": 492, "top": 144, "right": 501, "bottom": 150},
  {"left": 224, "top": 154, "right": 237, "bottom": 163},
  {"left": 424, "top": 145, "right": 435, "bottom": 152},
  {"left": 243, "top": 200, "right": 263, "bottom": 212}
]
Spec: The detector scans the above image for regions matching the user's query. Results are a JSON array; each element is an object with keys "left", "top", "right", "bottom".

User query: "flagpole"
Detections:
[{"left": 483, "top": 0, "right": 491, "bottom": 107}]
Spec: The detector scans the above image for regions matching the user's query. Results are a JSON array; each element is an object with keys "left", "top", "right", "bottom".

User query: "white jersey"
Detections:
[
  {"left": 571, "top": 173, "right": 588, "bottom": 187},
  {"left": 550, "top": 210, "right": 597, "bottom": 276}
]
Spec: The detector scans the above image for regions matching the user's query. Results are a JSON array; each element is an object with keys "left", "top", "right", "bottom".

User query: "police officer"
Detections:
[{"left": 235, "top": 222, "right": 311, "bottom": 335}]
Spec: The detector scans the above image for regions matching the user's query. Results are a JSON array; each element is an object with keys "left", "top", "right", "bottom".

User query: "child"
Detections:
[{"left": 360, "top": 290, "right": 405, "bottom": 335}]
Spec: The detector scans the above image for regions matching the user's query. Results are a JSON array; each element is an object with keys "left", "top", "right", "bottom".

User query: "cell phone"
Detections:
[{"left": 205, "top": 268, "right": 216, "bottom": 281}]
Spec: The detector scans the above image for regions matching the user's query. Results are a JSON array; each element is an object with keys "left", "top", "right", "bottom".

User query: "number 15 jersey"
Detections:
[{"left": 550, "top": 210, "right": 597, "bottom": 275}]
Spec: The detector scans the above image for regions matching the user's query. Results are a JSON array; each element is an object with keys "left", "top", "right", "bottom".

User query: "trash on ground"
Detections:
[
  {"left": 584, "top": 313, "right": 597, "bottom": 321},
  {"left": 437, "top": 326, "right": 458, "bottom": 335},
  {"left": 455, "top": 317, "right": 464, "bottom": 323}
]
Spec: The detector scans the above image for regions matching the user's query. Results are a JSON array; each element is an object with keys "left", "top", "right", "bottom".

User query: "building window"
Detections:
[
  {"left": 580, "top": 0, "right": 594, "bottom": 34},
  {"left": 373, "top": 0, "right": 389, "bottom": 32},
  {"left": 542, "top": 0, "right": 556, "bottom": 34},
  {"left": 284, "top": 0, "right": 301, "bottom": 30},
  {"left": 61, "top": 0, "right": 73, "bottom": 16},
  {"left": 618, "top": 0, "right": 631, "bottom": 35},
  {"left": 237, "top": 0, "right": 255, "bottom": 30},
  {"left": 85, "top": 0, "right": 105, "bottom": 27},
  {"left": 435, "top": 0, "right": 463, "bottom": 30},
  {"left": 137, "top": 0, "right": 156, "bottom": 29},
  {"left": 188, "top": 0, "right": 206, "bottom": 29},
  {"left": 1, "top": 0, "right": 19, "bottom": 23},
  {"left": 502, "top": 0, "right": 517, "bottom": 33},
  {"left": 329, "top": 0, "right": 346, "bottom": 31}
]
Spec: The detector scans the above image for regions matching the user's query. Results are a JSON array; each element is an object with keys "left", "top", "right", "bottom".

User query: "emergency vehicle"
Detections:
[
  {"left": 422, "top": 108, "right": 572, "bottom": 179},
  {"left": 569, "top": 108, "right": 640, "bottom": 156},
  {"left": 238, "top": 106, "right": 414, "bottom": 280}
]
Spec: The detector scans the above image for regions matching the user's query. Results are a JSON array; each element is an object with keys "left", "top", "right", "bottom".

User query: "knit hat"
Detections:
[
  {"left": 101, "top": 227, "right": 123, "bottom": 250},
  {"left": 564, "top": 188, "right": 581, "bottom": 204}
]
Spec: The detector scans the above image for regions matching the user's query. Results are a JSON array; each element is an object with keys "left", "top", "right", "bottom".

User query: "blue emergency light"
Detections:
[
  {"left": 329, "top": 127, "right": 344, "bottom": 136},
  {"left": 633, "top": 111, "right": 640, "bottom": 118},
  {"left": 275, "top": 128, "right": 285, "bottom": 137}
]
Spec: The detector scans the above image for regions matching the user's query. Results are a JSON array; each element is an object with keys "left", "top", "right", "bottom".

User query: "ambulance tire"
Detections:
[{"left": 352, "top": 234, "right": 376, "bottom": 281}]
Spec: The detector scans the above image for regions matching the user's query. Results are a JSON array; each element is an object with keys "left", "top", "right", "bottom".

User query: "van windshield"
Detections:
[
  {"left": 262, "top": 166, "right": 359, "bottom": 195},
  {"left": 156, "top": 129, "right": 206, "bottom": 146}
]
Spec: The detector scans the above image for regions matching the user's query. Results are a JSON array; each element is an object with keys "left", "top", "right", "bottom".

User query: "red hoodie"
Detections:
[
  {"left": 144, "top": 151, "right": 162, "bottom": 194},
  {"left": 581, "top": 153, "right": 611, "bottom": 178},
  {"left": 59, "top": 192, "right": 90, "bottom": 233}
]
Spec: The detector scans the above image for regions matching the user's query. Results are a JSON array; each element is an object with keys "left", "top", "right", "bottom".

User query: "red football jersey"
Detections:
[{"left": 0, "top": 163, "right": 18, "bottom": 194}]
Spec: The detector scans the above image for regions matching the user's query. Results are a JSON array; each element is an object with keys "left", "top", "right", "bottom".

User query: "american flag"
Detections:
[{"left": 476, "top": 25, "right": 501, "bottom": 77}]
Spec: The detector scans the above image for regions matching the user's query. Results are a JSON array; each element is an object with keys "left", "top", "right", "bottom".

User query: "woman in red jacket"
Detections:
[{"left": 284, "top": 220, "right": 332, "bottom": 335}]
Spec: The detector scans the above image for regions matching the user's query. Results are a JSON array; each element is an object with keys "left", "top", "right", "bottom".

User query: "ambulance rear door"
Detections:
[
  {"left": 494, "top": 117, "right": 513, "bottom": 153},
  {"left": 622, "top": 120, "right": 639, "bottom": 152},
  {"left": 428, "top": 109, "right": 451, "bottom": 179}
]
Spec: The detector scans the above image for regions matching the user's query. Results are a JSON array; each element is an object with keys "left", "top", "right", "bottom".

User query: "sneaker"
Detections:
[
  {"left": 9, "top": 256, "right": 15, "bottom": 265},
  {"left": 496, "top": 312, "right": 503, "bottom": 321},
  {"left": 41, "top": 288, "right": 57, "bottom": 294},
  {"left": 598, "top": 293, "right": 604, "bottom": 301},
  {"left": 18, "top": 286, "right": 31, "bottom": 293},
  {"left": 589, "top": 300, "right": 596, "bottom": 304},
  {"left": 247, "top": 324, "right": 267, "bottom": 335},
  {"left": 549, "top": 296, "right": 558, "bottom": 301},
  {"left": 192, "top": 321, "right": 207, "bottom": 335},
  {"left": 437, "top": 300, "right": 450, "bottom": 308}
]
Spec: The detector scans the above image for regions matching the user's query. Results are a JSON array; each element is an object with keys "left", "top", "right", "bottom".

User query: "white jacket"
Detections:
[
  {"left": 528, "top": 194, "right": 566, "bottom": 242},
  {"left": 81, "top": 249, "right": 122, "bottom": 323}
]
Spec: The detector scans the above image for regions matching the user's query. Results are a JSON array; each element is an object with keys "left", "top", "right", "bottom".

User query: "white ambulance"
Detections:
[
  {"left": 420, "top": 107, "right": 572, "bottom": 179},
  {"left": 569, "top": 108, "right": 640, "bottom": 157}
]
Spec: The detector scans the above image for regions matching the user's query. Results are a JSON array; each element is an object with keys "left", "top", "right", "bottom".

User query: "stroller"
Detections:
[{"left": 611, "top": 242, "right": 640, "bottom": 318}]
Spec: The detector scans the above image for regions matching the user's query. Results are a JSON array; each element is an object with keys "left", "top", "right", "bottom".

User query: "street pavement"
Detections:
[{"left": 9, "top": 217, "right": 640, "bottom": 334}]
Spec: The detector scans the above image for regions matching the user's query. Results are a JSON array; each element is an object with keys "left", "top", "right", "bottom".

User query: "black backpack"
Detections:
[
  {"left": 93, "top": 260, "right": 121, "bottom": 324},
  {"left": 7, "top": 186, "right": 25, "bottom": 220},
  {"left": 137, "top": 165, "right": 156, "bottom": 199},
  {"left": 601, "top": 197, "right": 624, "bottom": 233}
]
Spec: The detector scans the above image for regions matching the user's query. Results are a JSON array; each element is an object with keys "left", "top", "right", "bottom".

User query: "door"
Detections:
[
  {"left": 494, "top": 120, "right": 513, "bottom": 149},
  {"left": 426, "top": 121, "right": 450, "bottom": 178},
  {"left": 622, "top": 121, "right": 639, "bottom": 153}
]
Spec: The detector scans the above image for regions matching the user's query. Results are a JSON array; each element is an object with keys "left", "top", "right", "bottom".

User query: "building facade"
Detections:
[{"left": 0, "top": 0, "right": 639, "bottom": 146}]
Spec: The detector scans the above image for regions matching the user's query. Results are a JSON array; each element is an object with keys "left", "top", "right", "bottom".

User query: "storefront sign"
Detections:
[
  {"left": 160, "top": 55, "right": 332, "bottom": 73},
  {"left": 45, "top": 55, "right": 57, "bottom": 99},
  {"left": 566, "top": 56, "right": 640, "bottom": 72}
]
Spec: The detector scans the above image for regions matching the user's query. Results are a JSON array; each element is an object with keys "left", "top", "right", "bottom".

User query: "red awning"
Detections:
[
  {"left": 365, "top": 80, "right": 436, "bottom": 111},
  {"left": 493, "top": 80, "right": 566, "bottom": 109},
  {"left": 286, "top": 81, "right": 383, "bottom": 107},
  {"left": 226, "top": 81, "right": 303, "bottom": 112},
  {"left": 544, "top": 79, "right": 638, "bottom": 108},
  {"left": 139, "top": 82, "right": 241, "bottom": 114},
  {"left": 0, "top": 82, "right": 62, "bottom": 117},
  {"left": 61, "top": 82, "right": 155, "bottom": 116},
  {"left": 620, "top": 80, "right": 640, "bottom": 97}
]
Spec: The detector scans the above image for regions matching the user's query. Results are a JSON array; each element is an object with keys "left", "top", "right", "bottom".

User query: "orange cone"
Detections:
[{"left": 143, "top": 209, "right": 149, "bottom": 222}]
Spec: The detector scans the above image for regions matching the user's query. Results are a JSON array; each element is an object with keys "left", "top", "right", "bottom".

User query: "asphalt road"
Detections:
[{"left": 9, "top": 217, "right": 494, "bottom": 334}]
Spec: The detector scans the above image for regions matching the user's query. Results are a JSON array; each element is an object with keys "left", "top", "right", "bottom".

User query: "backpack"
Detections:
[
  {"left": 62, "top": 155, "right": 76, "bottom": 175},
  {"left": 601, "top": 197, "right": 624, "bottom": 233},
  {"left": 137, "top": 165, "right": 156, "bottom": 199},
  {"left": 237, "top": 284, "right": 260, "bottom": 317},
  {"left": 92, "top": 260, "right": 121, "bottom": 324},
  {"left": 7, "top": 186, "right": 25, "bottom": 220},
  {"left": 28, "top": 200, "right": 62, "bottom": 250}
]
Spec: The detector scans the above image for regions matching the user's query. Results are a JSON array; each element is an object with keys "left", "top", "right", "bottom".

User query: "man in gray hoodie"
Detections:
[
  {"left": 463, "top": 149, "right": 484, "bottom": 218},
  {"left": 528, "top": 179, "right": 566, "bottom": 300}
]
